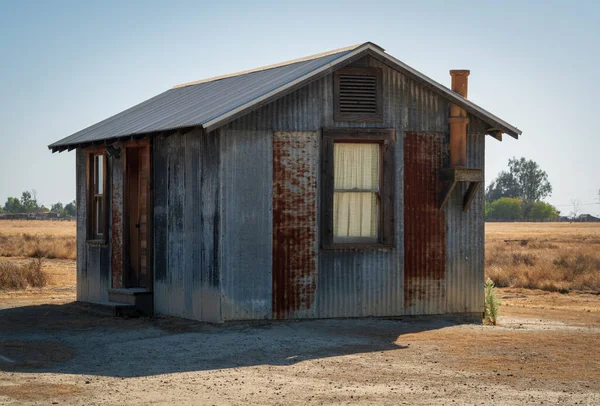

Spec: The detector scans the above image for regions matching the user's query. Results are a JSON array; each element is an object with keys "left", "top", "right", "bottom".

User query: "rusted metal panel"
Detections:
[
  {"left": 152, "top": 129, "right": 222, "bottom": 322},
  {"left": 272, "top": 131, "right": 319, "bottom": 319},
  {"left": 403, "top": 132, "right": 446, "bottom": 315},
  {"left": 445, "top": 115, "right": 486, "bottom": 314},
  {"left": 110, "top": 143, "right": 124, "bottom": 289},
  {"left": 220, "top": 130, "right": 272, "bottom": 321}
]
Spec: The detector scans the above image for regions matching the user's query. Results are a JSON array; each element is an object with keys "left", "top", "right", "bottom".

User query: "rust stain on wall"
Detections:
[
  {"left": 111, "top": 170, "right": 124, "bottom": 288},
  {"left": 404, "top": 132, "right": 446, "bottom": 307},
  {"left": 272, "top": 131, "right": 318, "bottom": 319}
]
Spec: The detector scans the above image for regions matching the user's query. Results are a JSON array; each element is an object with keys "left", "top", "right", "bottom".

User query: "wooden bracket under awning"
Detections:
[{"left": 439, "top": 168, "right": 483, "bottom": 212}]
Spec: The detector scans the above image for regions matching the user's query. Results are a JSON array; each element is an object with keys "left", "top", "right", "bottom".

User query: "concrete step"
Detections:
[
  {"left": 81, "top": 301, "right": 137, "bottom": 318},
  {"left": 108, "top": 288, "right": 153, "bottom": 316}
]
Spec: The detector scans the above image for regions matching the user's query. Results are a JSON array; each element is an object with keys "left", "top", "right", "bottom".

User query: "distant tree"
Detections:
[
  {"left": 570, "top": 198, "right": 581, "bottom": 220},
  {"left": 487, "top": 197, "right": 523, "bottom": 221},
  {"left": 484, "top": 201, "right": 492, "bottom": 219},
  {"left": 486, "top": 171, "right": 521, "bottom": 202},
  {"left": 20, "top": 191, "right": 39, "bottom": 213},
  {"left": 64, "top": 200, "right": 77, "bottom": 217},
  {"left": 51, "top": 202, "right": 64, "bottom": 212},
  {"left": 527, "top": 201, "right": 560, "bottom": 221},
  {"left": 4, "top": 197, "right": 23, "bottom": 213},
  {"left": 486, "top": 157, "right": 552, "bottom": 203}
]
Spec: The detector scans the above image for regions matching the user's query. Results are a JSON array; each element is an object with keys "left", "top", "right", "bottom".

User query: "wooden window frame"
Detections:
[
  {"left": 334, "top": 67, "right": 383, "bottom": 123},
  {"left": 321, "top": 128, "right": 395, "bottom": 250},
  {"left": 86, "top": 147, "right": 108, "bottom": 244}
]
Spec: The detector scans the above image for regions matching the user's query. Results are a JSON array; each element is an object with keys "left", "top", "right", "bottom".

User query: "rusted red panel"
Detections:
[
  {"left": 272, "top": 131, "right": 318, "bottom": 319},
  {"left": 404, "top": 132, "right": 446, "bottom": 307},
  {"left": 111, "top": 171, "right": 124, "bottom": 289}
]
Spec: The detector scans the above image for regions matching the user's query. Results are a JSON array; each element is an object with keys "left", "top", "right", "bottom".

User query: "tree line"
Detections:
[
  {"left": 485, "top": 157, "right": 559, "bottom": 222},
  {"left": 0, "top": 190, "right": 76, "bottom": 218}
]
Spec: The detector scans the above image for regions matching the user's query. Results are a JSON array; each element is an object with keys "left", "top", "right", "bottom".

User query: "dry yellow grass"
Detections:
[
  {"left": 485, "top": 222, "right": 600, "bottom": 292},
  {"left": 0, "top": 219, "right": 76, "bottom": 260}
]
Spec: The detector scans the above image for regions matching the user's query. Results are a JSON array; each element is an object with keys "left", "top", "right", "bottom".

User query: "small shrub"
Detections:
[
  {"left": 511, "top": 252, "right": 536, "bottom": 266},
  {"left": 25, "top": 258, "right": 47, "bottom": 287},
  {"left": 0, "top": 259, "right": 48, "bottom": 290},
  {"left": 484, "top": 278, "right": 501, "bottom": 325}
]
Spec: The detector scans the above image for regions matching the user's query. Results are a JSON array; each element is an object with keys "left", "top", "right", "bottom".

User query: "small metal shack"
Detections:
[{"left": 49, "top": 42, "right": 521, "bottom": 322}]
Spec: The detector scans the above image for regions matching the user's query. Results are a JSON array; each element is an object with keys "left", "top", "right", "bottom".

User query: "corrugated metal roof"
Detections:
[{"left": 49, "top": 42, "right": 521, "bottom": 152}]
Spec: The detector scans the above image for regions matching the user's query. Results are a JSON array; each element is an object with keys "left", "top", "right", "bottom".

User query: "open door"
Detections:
[{"left": 124, "top": 141, "right": 151, "bottom": 289}]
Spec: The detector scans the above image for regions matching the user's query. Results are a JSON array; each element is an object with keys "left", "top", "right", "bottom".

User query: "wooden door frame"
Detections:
[{"left": 122, "top": 138, "right": 153, "bottom": 290}]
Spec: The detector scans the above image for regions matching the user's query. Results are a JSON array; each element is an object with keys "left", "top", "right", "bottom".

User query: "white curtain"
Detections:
[{"left": 333, "top": 143, "right": 379, "bottom": 239}]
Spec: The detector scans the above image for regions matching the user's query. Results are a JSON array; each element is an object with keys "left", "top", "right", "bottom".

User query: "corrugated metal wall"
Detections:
[
  {"left": 445, "top": 115, "right": 486, "bottom": 314},
  {"left": 153, "top": 128, "right": 221, "bottom": 322},
  {"left": 220, "top": 130, "right": 273, "bottom": 321},
  {"left": 221, "top": 55, "right": 462, "bottom": 319},
  {"left": 75, "top": 148, "right": 110, "bottom": 304}
]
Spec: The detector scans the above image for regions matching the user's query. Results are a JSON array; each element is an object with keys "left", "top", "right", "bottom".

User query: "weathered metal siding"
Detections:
[
  {"left": 153, "top": 129, "right": 221, "bottom": 322},
  {"left": 75, "top": 148, "right": 110, "bottom": 304},
  {"left": 445, "top": 115, "right": 486, "bottom": 314},
  {"left": 272, "top": 131, "right": 319, "bottom": 319},
  {"left": 222, "top": 55, "right": 456, "bottom": 318},
  {"left": 220, "top": 130, "right": 273, "bottom": 321},
  {"left": 403, "top": 133, "right": 446, "bottom": 315}
]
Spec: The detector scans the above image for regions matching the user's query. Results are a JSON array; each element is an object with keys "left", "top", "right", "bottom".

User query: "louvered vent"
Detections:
[
  {"left": 334, "top": 67, "right": 382, "bottom": 122},
  {"left": 339, "top": 74, "right": 378, "bottom": 114}
]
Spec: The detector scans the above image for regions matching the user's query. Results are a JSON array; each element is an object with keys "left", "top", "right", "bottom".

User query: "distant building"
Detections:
[
  {"left": 0, "top": 212, "right": 62, "bottom": 220},
  {"left": 48, "top": 42, "right": 521, "bottom": 322},
  {"left": 577, "top": 214, "right": 600, "bottom": 222}
]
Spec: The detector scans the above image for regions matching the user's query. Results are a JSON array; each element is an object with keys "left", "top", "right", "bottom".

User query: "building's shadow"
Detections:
[{"left": 0, "top": 302, "right": 477, "bottom": 378}]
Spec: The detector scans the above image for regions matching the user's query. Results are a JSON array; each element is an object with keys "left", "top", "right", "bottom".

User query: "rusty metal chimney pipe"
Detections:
[{"left": 449, "top": 70, "right": 470, "bottom": 168}]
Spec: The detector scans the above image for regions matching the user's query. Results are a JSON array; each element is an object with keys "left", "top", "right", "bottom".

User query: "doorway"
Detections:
[{"left": 124, "top": 141, "right": 151, "bottom": 289}]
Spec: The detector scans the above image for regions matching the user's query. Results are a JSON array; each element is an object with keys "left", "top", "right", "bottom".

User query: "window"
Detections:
[
  {"left": 334, "top": 67, "right": 383, "bottom": 122},
  {"left": 87, "top": 151, "right": 107, "bottom": 242},
  {"left": 321, "top": 129, "right": 395, "bottom": 248}
]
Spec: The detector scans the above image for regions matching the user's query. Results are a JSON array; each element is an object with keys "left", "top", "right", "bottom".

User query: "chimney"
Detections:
[{"left": 449, "top": 70, "right": 470, "bottom": 167}]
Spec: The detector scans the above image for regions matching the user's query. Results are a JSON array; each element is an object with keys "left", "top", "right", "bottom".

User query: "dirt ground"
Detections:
[
  {"left": 1, "top": 220, "right": 600, "bottom": 404},
  {"left": 1, "top": 273, "right": 599, "bottom": 405}
]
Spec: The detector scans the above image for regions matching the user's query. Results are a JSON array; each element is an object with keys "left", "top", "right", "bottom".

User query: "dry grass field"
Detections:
[
  {"left": 1, "top": 220, "right": 600, "bottom": 404},
  {"left": 0, "top": 220, "right": 76, "bottom": 261},
  {"left": 0, "top": 220, "right": 76, "bottom": 291},
  {"left": 486, "top": 222, "right": 600, "bottom": 292}
]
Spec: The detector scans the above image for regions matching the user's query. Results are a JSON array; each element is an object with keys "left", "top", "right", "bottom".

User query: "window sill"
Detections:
[
  {"left": 86, "top": 239, "right": 108, "bottom": 247},
  {"left": 322, "top": 243, "right": 395, "bottom": 251}
]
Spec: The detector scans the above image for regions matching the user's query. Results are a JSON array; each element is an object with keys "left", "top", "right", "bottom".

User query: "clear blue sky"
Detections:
[{"left": 1, "top": 0, "right": 599, "bottom": 216}]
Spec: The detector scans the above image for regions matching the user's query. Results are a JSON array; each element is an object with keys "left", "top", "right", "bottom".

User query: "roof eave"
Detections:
[{"left": 364, "top": 46, "right": 522, "bottom": 139}]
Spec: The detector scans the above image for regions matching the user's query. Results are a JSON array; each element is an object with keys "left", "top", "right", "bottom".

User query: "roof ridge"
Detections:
[{"left": 172, "top": 43, "right": 364, "bottom": 89}]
